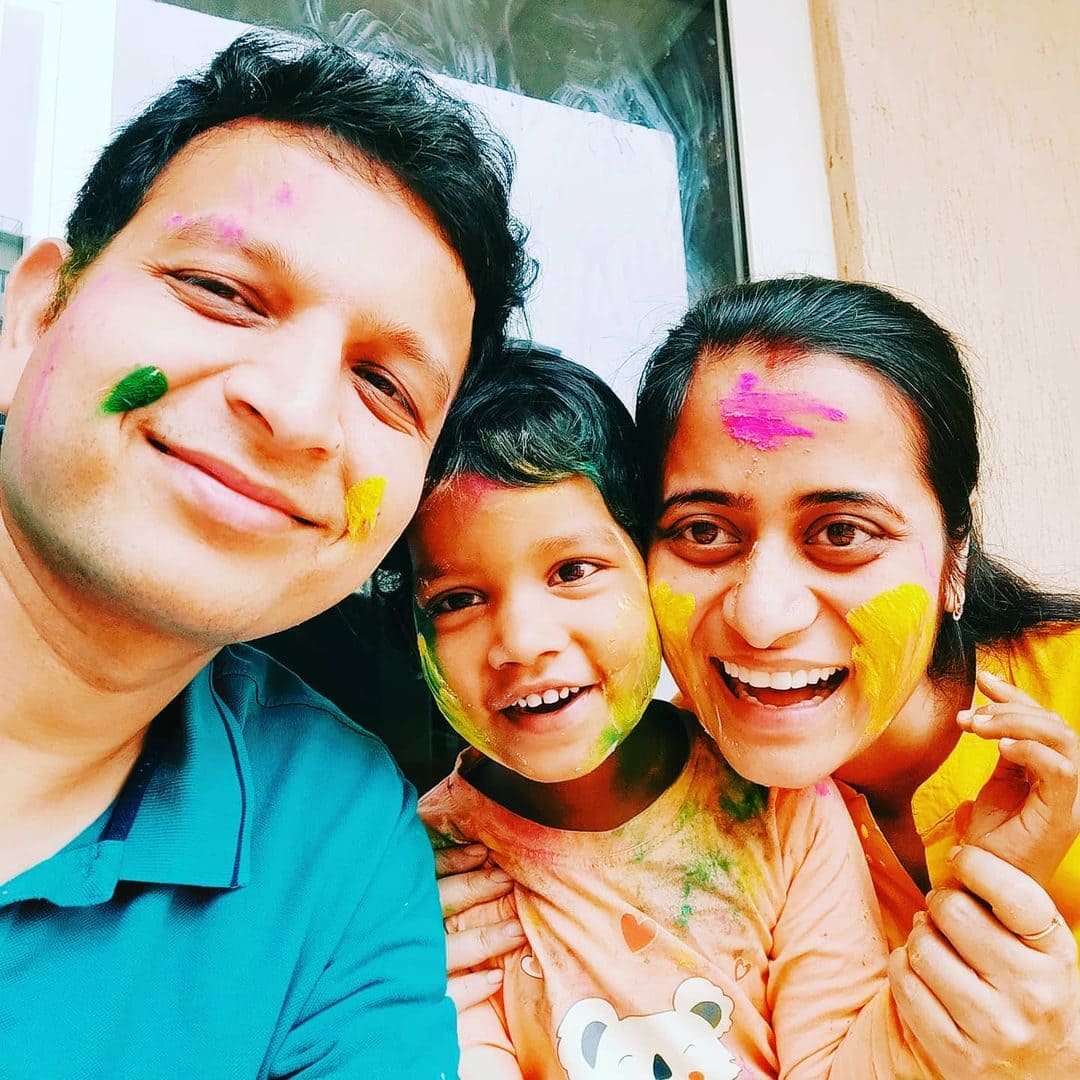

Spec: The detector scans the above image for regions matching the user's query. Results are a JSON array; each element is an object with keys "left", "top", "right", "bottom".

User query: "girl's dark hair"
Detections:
[
  {"left": 374, "top": 342, "right": 645, "bottom": 646},
  {"left": 58, "top": 30, "right": 534, "bottom": 380},
  {"left": 426, "top": 342, "right": 645, "bottom": 546},
  {"left": 636, "top": 275, "right": 1080, "bottom": 677}
]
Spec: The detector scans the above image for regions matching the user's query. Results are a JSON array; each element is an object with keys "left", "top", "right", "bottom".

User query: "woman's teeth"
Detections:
[
  {"left": 720, "top": 662, "right": 841, "bottom": 690},
  {"left": 514, "top": 686, "right": 581, "bottom": 711}
]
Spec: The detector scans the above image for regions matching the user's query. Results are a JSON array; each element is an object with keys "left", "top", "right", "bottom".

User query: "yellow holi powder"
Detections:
[
  {"left": 650, "top": 581, "right": 695, "bottom": 642},
  {"left": 345, "top": 476, "right": 387, "bottom": 542},
  {"left": 846, "top": 583, "right": 936, "bottom": 738},
  {"left": 416, "top": 632, "right": 487, "bottom": 747}
]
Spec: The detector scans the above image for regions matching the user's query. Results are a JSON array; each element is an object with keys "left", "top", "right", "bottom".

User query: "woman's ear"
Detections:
[
  {"left": 0, "top": 238, "right": 71, "bottom": 411},
  {"left": 945, "top": 535, "right": 971, "bottom": 618}
]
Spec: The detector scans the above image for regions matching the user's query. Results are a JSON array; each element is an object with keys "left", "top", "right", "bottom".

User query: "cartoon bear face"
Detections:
[{"left": 556, "top": 977, "right": 741, "bottom": 1079}]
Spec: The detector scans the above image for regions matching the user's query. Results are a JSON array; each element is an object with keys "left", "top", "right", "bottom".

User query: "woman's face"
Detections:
[{"left": 647, "top": 348, "right": 951, "bottom": 788}]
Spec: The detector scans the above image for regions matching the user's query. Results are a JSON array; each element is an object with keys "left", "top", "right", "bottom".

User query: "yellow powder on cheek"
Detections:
[
  {"left": 345, "top": 476, "right": 387, "bottom": 542},
  {"left": 416, "top": 631, "right": 491, "bottom": 750},
  {"left": 845, "top": 583, "right": 936, "bottom": 738},
  {"left": 650, "top": 581, "right": 695, "bottom": 644}
]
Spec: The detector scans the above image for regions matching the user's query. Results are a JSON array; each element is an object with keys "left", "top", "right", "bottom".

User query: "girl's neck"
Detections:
[{"left": 472, "top": 704, "right": 689, "bottom": 831}]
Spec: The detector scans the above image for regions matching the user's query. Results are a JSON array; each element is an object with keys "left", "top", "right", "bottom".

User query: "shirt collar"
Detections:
[{"left": 4, "top": 655, "right": 252, "bottom": 907}]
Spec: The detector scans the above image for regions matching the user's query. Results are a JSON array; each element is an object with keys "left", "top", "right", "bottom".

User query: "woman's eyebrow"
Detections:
[
  {"left": 658, "top": 489, "right": 752, "bottom": 515},
  {"left": 795, "top": 489, "right": 907, "bottom": 518}
]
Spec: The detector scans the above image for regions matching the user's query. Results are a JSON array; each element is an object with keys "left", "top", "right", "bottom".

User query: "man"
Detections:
[{"left": 0, "top": 31, "right": 530, "bottom": 1078}]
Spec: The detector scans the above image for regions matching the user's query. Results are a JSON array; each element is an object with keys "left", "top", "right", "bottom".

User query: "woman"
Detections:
[{"left": 439, "top": 277, "right": 1080, "bottom": 1074}]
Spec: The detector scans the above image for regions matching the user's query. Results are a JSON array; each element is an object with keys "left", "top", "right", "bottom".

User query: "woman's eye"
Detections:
[
  {"left": 672, "top": 519, "right": 736, "bottom": 546},
  {"left": 550, "top": 560, "right": 600, "bottom": 586},
  {"left": 428, "top": 591, "right": 482, "bottom": 615},
  {"left": 807, "top": 520, "right": 874, "bottom": 548}
]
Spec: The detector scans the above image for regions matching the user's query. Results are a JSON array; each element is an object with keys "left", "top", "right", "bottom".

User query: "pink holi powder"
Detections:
[
  {"left": 718, "top": 371, "right": 846, "bottom": 451},
  {"left": 21, "top": 342, "right": 59, "bottom": 457},
  {"left": 213, "top": 215, "right": 244, "bottom": 244},
  {"left": 164, "top": 212, "right": 189, "bottom": 229},
  {"left": 273, "top": 182, "right": 294, "bottom": 207},
  {"left": 814, "top": 780, "right": 830, "bottom": 796}
]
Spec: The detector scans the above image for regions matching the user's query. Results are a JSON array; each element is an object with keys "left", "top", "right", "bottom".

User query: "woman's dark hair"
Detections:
[
  {"left": 56, "top": 29, "right": 534, "bottom": 380},
  {"left": 636, "top": 275, "right": 1080, "bottom": 677}
]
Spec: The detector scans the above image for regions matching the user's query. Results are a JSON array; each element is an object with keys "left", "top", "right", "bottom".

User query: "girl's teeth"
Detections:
[
  {"left": 541, "top": 688, "right": 560, "bottom": 705},
  {"left": 526, "top": 693, "right": 543, "bottom": 708},
  {"left": 789, "top": 670, "right": 808, "bottom": 689},
  {"left": 721, "top": 661, "right": 844, "bottom": 690},
  {"left": 558, "top": 688, "right": 570, "bottom": 700}
]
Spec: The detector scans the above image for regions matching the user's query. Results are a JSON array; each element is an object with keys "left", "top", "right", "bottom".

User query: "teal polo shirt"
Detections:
[{"left": 0, "top": 645, "right": 458, "bottom": 1078}]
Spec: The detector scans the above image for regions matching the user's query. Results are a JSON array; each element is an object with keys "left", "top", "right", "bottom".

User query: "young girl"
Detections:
[{"left": 411, "top": 346, "right": 950, "bottom": 1078}]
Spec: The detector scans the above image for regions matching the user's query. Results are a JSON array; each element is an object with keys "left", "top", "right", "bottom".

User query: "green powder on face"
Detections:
[{"left": 101, "top": 366, "right": 169, "bottom": 413}]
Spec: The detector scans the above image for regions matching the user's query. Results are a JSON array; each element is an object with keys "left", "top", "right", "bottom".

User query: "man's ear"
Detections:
[{"left": 0, "top": 238, "right": 71, "bottom": 411}]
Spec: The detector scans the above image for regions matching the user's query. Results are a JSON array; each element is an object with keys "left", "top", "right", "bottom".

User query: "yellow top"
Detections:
[{"left": 846, "top": 624, "right": 1080, "bottom": 949}]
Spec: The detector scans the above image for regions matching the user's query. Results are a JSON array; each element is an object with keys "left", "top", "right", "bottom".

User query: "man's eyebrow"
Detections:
[
  {"left": 163, "top": 216, "right": 301, "bottom": 282},
  {"left": 658, "top": 490, "right": 752, "bottom": 516},
  {"left": 795, "top": 489, "right": 907, "bottom": 518}
]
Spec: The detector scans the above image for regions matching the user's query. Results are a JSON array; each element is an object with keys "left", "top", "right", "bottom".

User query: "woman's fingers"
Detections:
[
  {"left": 438, "top": 865, "right": 513, "bottom": 919},
  {"left": 448, "top": 968, "right": 505, "bottom": 1012},
  {"left": 974, "top": 669, "right": 1043, "bottom": 708},
  {"left": 446, "top": 917, "right": 526, "bottom": 973},
  {"left": 947, "top": 845, "right": 1076, "bottom": 959}
]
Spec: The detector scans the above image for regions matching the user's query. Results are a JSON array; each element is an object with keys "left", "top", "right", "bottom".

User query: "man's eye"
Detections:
[
  {"left": 550, "top": 560, "right": 600, "bottom": 586},
  {"left": 670, "top": 519, "right": 736, "bottom": 546},
  {"left": 428, "top": 591, "right": 482, "bottom": 615},
  {"left": 172, "top": 273, "right": 255, "bottom": 309},
  {"left": 352, "top": 366, "right": 417, "bottom": 419}
]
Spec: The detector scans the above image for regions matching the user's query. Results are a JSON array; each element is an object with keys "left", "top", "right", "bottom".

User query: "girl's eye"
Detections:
[
  {"left": 550, "top": 560, "right": 600, "bottom": 586},
  {"left": 428, "top": 591, "right": 482, "bottom": 615}
]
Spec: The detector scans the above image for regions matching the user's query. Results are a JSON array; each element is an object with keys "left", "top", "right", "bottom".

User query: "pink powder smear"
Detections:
[
  {"left": 21, "top": 341, "right": 59, "bottom": 458},
  {"left": 163, "top": 212, "right": 243, "bottom": 244},
  {"left": 814, "top": 780, "right": 831, "bottom": 797},
  {"left": 273, "top": 182, "right": 294, "bottom": 207},
  {"left": 719, "top": 371, "right": 846, "bottom": 450}
]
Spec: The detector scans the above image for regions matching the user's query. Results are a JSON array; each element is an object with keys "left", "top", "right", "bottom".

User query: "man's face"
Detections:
[{"left": 0, "top": 122, "right": 475, "bottom": 645}]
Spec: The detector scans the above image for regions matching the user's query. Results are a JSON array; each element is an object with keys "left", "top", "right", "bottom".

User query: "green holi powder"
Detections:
[
  {"left": 101, "top": 366, "right": 168, "bottom": 414},
  {"left": 424, "top": 825, "right": 459, "bottom": 851},
  {"left": 720, "top": 773, "right": 768, "bottom": 823},
  {"left": 675, "top": 902, "right": 694, "bottom": 930}
]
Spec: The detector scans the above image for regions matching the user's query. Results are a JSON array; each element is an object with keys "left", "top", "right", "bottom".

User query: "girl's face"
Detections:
[
  {"left": 409, "top": 475, "right": 661, "bottom": 783},
  {"left": 647, "top": 349, "right": 951, "bottom": 789}
]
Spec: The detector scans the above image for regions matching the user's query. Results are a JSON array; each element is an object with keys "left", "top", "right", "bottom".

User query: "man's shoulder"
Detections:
[{"left": 211, "top": 643, "right": 410, "bottom": 809}]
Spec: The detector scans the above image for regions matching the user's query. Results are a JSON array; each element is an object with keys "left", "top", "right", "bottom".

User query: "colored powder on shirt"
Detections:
[
  {"left": 846, "top": 583, "right": 936, "bottom": 739},
  {"left": 345, "top": 476, "right": 386, "bottom": 542},
  {"left": 101, "top": 366, "right": 169, "bottom": 413},
  {"left": 718, "top": 371, "right": 846, "bottom": 450},
  {"left": 720, "top": 772, "right": 768, "bottom": 823}
]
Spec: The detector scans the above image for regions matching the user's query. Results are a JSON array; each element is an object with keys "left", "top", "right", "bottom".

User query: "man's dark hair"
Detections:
[
  {"left": 425, "top": 342, "right": 646, "bottom": 547},
  {"left": 57, "top": 29, "right": 533, "bottom": 378}
]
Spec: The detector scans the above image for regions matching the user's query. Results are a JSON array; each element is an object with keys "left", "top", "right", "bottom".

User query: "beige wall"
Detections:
[{"left": 809, "top": 0, "right": 1080, "bottom": 586}]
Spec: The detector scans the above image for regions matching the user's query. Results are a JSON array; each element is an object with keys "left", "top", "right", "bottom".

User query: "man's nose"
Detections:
[
  {"left": 722, "top": 539, "right": 817, "bottom": 649},
  {"left": 487, "top": 592, "right": 570, "bottom": 670},
  {"left": 224, "top": 317, "right": 345, "bottom": 457}
]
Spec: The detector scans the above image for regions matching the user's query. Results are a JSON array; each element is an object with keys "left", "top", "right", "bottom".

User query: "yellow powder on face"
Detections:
[
  {"left": 846, "top": 583, "right": 936, "bottom": 738},
  {"left": 650, "top": 582, "right": 696, "bottom": 643},
  {"left": 345, "top": 476, "right": 387, "bottom": 543},
  {"left": 416, "top": 631, "right": 488, "bottom": 748}
]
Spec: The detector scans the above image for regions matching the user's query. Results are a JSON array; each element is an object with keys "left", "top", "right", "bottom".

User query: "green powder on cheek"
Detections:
[
  {"left": 101, "top": 366, "right": 168, "bottom": 413},
  {"left": 415, "top": 628, "right": 488, "bottom": 749}
]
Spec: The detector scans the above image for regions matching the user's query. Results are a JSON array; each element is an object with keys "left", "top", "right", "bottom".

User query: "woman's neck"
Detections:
[
  {"left": 472, "top": 705, "right": 689, "bottom": 831},
  {"left": 836, "top": 671, "right": 971, "bottom": 813}
]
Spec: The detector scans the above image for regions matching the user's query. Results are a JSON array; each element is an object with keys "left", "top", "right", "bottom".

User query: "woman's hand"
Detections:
[
  {"left": 889, "top": 845, "right": 1080, "bottom": 1077},
  {"left": 955, "top": 670, "right": 1080, "bottom": 888},
  {"left": 435, "top": 844, "right": 525, "bottom": 1011}
]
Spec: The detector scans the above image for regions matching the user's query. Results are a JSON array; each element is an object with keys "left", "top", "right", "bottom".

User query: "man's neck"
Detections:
[
  {"left": 472, "top": 704, "right": 689, "bottom": 832},
  {"left": 0, "top": 515, "right": 214, "bottom": 882}
]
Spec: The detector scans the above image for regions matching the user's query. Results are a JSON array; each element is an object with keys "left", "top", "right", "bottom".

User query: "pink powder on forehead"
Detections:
[
  {"left": 718, "top": 371, "right": 846, "bottom": 450},
  {"left": 273, "top": 181, "right": 294, "bottom": 207}
]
